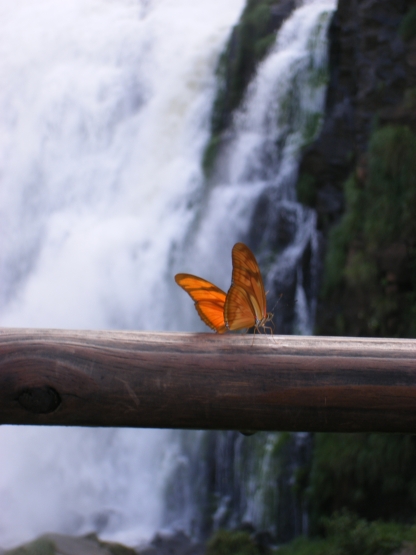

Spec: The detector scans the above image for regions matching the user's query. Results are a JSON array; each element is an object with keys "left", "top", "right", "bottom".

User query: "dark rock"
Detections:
[
  {"left": 295, "top": 0, "right": 416, "bottom": 335},
  {"left": 137, "top": 531, "right": 204, "bottom": 555},
  {"left": 297, "top": 0, "right": 411, "bottom": 233}
]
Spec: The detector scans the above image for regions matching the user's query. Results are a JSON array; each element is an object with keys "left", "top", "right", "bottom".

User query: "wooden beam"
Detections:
[{"left": 1, "top": 328, "right": 416, "bottom": 432}]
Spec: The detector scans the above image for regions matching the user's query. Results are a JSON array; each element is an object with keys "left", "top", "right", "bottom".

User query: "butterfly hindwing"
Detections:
[
  {"left": 175, "top": 273, "right": 227, "bottom": 333},
  {"left": 195, "top": 300, "right": 226, "bottom": 333},
  {"left": 224, "top": 284, "right": 256, "bottom": 331}
]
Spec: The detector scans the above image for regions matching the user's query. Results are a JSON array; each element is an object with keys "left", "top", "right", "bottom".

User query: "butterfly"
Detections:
[{"left": 175, "top": 242, "right": 273, "bottom": 333}]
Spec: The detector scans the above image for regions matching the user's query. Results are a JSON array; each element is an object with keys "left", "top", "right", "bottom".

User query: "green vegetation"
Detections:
[
  {"left": 277, "top": 536, "right": 330, "bottom": 555},
  {"left": 279, "top": 512, "right": 415, "bottom": 555},
  {"left": 3, "top": 534, "right": 137, "bottom": 555},
  {"left": 202, "top": 134, "right": 222, "bottom": 176},
  {"left": 203, "top": 0, "right": 291, "bottom": 176},
  {"left": 206, "top": 513, "right": 416, "bottom": 555},
  {"left": 302, "top": 113, "right": 323, "bottom": 149},
  {"left": 323, "top": 512, "right": 410, "bottom": 555},
  {"left": 211, "top": 0, "right": 285, "bottom": 137},
  {"left": 204, "top": 2, "right": 331, "bottom": 177},
  {"left": 5, "top": 538, "right": 55, "bottom": 555},
  {"left": 206, "top": 530, "right": 261, "bottom": 555},
  {"left": 403, "top": 87, "right": 416, "bottom": 109},
  {"left": 308, "top": 434, "right": 416, "bottom": 528},
  {"left": 319, "top": 124, "right": 416, "bottom": 337}
]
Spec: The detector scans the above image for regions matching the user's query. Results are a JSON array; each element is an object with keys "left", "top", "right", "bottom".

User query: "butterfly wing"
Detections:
[
  {"left": 224, "top": 283, "right": 256, "bottom": 331},
  {"left": 175, "top": 273, "right": 227, "bottom": 333},
  {"left": 224, "top": 243, "right": 267, "bottom": 331}
]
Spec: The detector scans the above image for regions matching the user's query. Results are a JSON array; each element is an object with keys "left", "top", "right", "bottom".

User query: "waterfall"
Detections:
[
  {"left": 0, "top": 0, "right": 244, "bottom": 547},
  {"left": 0, "top": 0, "right": 334, "bottom": 548},
  {"left": 165, "top": 0, "right": 335, "bottom": 541}
]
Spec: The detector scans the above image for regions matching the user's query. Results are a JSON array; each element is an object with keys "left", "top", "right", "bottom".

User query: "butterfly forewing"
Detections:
[
  {"left": 229, "top": 243, "right": 267, "bottom": 322},
  {"left": 175, "top": 273, "right": 227, "bottom": 333}
]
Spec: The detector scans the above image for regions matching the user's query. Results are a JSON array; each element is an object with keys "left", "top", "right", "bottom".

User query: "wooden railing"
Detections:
[{"left": 0, "top": 328, "right": 416, "bottom": 432}]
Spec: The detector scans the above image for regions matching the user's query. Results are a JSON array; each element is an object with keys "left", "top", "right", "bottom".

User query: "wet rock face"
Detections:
[
  {"left": 247, "top": 187, "right": 320, "bottom": 335},
  {"left": 138, "top": 531, "right": 204, "bottom": 555},
  {"left": 295, "top": 0, "right": 416, "bottom": 337},
  {"left": 298, "top": 0, "right": 410, "bottom": 234}
]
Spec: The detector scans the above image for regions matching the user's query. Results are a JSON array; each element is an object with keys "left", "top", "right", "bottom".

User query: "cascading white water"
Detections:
[
  {"left": 164, "top": 0, "right": 335, "bottom": 540},
  {"left": 0, "top": 0, "right": 335, "bottom": 547},
  {"left": 0, "top": 0, "right": 245, "bottom": 547}
]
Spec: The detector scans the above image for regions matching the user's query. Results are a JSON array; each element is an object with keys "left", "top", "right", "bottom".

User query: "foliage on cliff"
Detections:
[
  {"left": 206, "top": 530, "right": 260, "bottom": 555},
  {"left": 278, "top": 511, "right": 415, "bottom": 555},
  {"left": 301, "top": 0, "right": 416, "bottom": 337},
  {"left": 309, "top": 433, "right": 416, "bottom": 527},
  {"left": 206, "top": 512, "right": 416, "bottom": 555},
  {"left": 294, "top": 4, "right": 416, "bottom": 547},
  {"left": 3, "top": 533, "right": 137, "bottom": 555},
  {"left": 318, "top": 124, "right": 416, "bottom": 337}
]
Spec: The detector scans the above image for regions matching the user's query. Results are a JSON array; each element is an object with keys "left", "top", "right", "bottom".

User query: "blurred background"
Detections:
[{"left": 1, "top": 0, "right": 416, "bottom": 553}]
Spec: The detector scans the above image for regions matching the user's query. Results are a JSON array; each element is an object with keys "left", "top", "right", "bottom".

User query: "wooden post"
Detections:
[{"left": 1, "top": 328, "right": 416, "bottom": 432}]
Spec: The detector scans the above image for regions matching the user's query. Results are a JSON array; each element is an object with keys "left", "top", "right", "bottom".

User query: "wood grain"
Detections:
[{"left": 1, "top": 328, "right": 416, "bottom": 431}]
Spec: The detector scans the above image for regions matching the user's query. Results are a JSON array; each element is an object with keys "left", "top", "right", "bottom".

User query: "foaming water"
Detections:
[
  {"left": 0, "top": 0, "right": 244, "bottom": 547},
  {"left": 0, "top": 427, "right": 171, "bottom": 545}
]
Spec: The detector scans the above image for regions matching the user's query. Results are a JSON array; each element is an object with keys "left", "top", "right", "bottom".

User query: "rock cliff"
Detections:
[{"left": 297, "top": 0, "right": 416, "bottom": 336}]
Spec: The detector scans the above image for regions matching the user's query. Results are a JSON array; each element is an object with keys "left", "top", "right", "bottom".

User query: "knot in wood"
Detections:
[{"left": 17, "top": 386, "right": 61, "bottom": 414}]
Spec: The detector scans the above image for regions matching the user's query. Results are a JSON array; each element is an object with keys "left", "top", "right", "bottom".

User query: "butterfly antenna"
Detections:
[{"left": 269, "top": 293, "right": 283, "bottom": 314}]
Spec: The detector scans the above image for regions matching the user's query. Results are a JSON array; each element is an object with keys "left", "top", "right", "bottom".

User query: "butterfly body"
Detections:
[{"left": 175, "top": 243, "right": 272, "bottom": 334}]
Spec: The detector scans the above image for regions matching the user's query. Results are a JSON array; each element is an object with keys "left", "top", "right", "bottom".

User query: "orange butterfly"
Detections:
[{"left": 175, "top": 243, "right": 273, "bottom": 333}]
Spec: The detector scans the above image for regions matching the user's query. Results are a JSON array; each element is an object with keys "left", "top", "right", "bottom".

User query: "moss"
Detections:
[
  {"left": 400, "top": 7, "right": 416, "bottom": 41},
  {"left": 276, "top": 536, "right": 331, "bottom": 555},
  {"left": 307, "top": 66, "right": 329, "bottom": 89},
  {"left": 270, "top": 431, "right": 291, "bottom": 456},
  {"left": 204, "top": 0, "right": 285, "bottom": 176},
  {"left": 403, "top": 87, "right": 416, "bottom": 109},
  {"left": 4, "top": 535, "right": 138, "bottom": 555},
  {"left": 364, "top": 126, "right": 416, "bottom": 246},
  {"left": 206, "top": 530, "right": 260, "bottom": 555},
  {"left": 302, "top": 113, "right": 323, "bottom": 148},
  {"left": 210, "top": 0, "right": 283, "bottom": 138},
  {"left": 248, "top": 513, "right": 415, "bottom": 555},
  {"left": 319, "top": 124, "right": 416, "bottom": 338},
  {"left": 308, "top": 434, "right": 416, "bottom": 530},
  {"left": 276, "top": 514, "right": 411, "bottom": 555},
  {"left": 96, "top": 539, "right": 138, "bottom": 555},
  {"left": 297, "top": 173, "right": 317, "bottom": 207},
  {"left": 254, "top": 34, "right": 277, "bottom": 60},
  {"left": 322, "top": 511, "right": 411, "bottom": 555},
  {"left": 203, "top": 134, "right": 222, "bottom": 176},
  {"left": 5, "top": 538, "right": 56, "bottom": 555}
]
